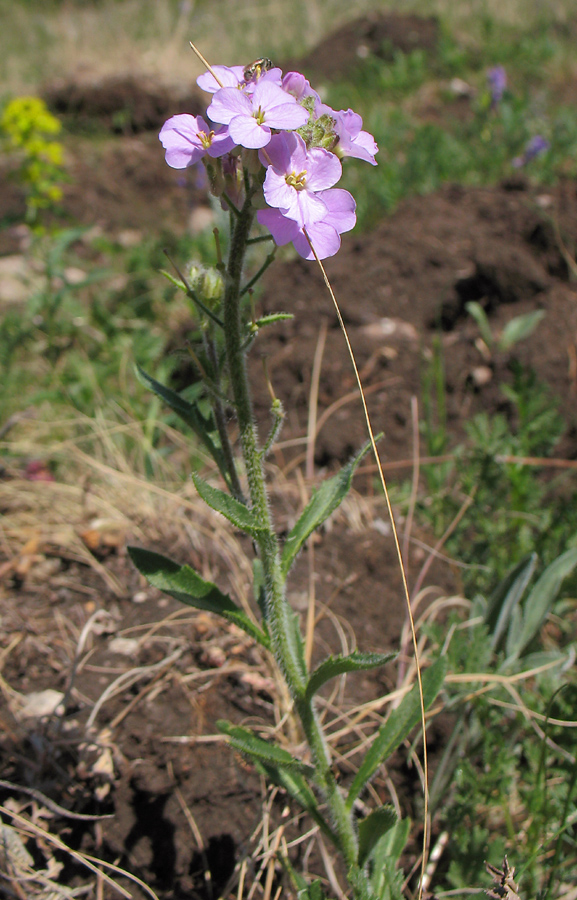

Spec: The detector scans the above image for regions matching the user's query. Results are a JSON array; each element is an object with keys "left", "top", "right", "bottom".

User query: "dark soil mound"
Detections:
[
  {"left": 43, "top": 76, "right": 204, "bottom": 134},
  {"left": 285, "top": 12, "right": 439, "bottom": 82}
]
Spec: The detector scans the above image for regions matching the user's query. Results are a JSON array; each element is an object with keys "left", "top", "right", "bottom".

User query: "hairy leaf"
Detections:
[
  {"left": 346, "top": 656, "right": 447, "bottom": 809},
  {"left": 357, "top": 806, "right": 397, "bottom": 868},
  {"left": 193, "top": 474, "right": 265, "bottom": 537},
  {"left": 136, "top": 365, "right": 233, "bottom": 490},
  {"left": 281, "top": 438, "right": 376, "bottom": 578},
  {"left": 218, "top": 720, "right": 314, "bottom": 775},
  {"left": 128, "top": 547, "right": 269, "bottom": 647},
  {"left": 306, "top": 652, "right": 396, "bottom": 702},
  {"left": 254, "top": 313, "right": 294, "bottom": 327}
]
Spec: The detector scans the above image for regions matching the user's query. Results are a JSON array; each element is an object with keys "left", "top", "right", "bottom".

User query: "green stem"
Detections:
[
  {"left": 221, "top": 191, "right": 364, "bottom": 888},
  {"left": 222, "top": 195, "right": 305, "bottom": 697}
]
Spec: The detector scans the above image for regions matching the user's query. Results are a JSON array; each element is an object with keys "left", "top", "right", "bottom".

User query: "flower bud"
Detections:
[
  {"left": 187, "top": 262, "right": 225, "bottom": 309},
  {"left": 204, "top": 158, "right": 225, "bottom": 197}
]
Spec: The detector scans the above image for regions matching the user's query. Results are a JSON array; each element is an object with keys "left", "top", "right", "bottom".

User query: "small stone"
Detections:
[
  {"left": 18, "top": 689, "right": 65, "bottom": 719},
  {"left": 109, "top": 637, "right": 139, "bottom": 656},
  {"left": 471, "top": 365, "right": 493, "bottom": 387}
]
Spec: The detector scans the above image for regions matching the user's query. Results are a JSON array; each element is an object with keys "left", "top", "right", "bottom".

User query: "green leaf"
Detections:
[
  {"left": 369, "top": 817, "right": 410, "bottom": 900},
  {"left": 346, "top": 656, "right": 447, "bottom": 810},
  {"left": 160, "top": 268, "right": 186, "bottom": 292},
  {"left": 136, "top": 365, "right": 233, "bottom": 489},
  {"left": 465, "top": 301, "right": 493, "bottom": 348},
  {"left": 484, "top": 554, "right": 538, "bottom": 652},
  {"left": 252, "top": 557, "right": 267, "bottom": 619},
  {"left": 128, "top": 547, "right": 269, "bottom": 647},
  {"left": 281, "top": 438, "right": 375, "bottom": 578},
  {"left": 306, "top": 652, "right": 396, "bottom": 702},
  {"left": 297, "top": 881, "right": 326, "bottom": 900},
  {"left": 357, "top": 806, "right": 397, "bottom": 868},
  {"left": 507, "top": 546, "right": 577, "bottom": 661},
  {"left": 254, "top": 312, "right": 294, "bottom": 328},
  {"left": 217, "top": 720, "right": 315, "bottom": 776},
  {"left": 257, "top": 762, "right": 336, "bottom": 842},
  {"left": 498, "top": 310, "right": 545, "bottom": 352},
  {"left": 192, "top": 473, "right": 265, "bottom": 538}
]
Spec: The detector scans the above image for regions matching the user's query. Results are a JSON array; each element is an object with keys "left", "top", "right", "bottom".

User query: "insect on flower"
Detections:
[{"left": 244, "top": 57, "right": 275, "bottom": 81}]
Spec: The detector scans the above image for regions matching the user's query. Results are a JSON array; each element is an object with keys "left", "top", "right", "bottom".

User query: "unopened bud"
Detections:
[{"left": 204, "top": 158, "right": 225, "bottom": 197}]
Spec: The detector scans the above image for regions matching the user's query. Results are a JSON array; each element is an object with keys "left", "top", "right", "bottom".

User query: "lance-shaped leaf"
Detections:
[
  {"left": 218, "top": 720, "right": 315, "bottom": 776},
  {"left": 128, "top": 547, "right": 269, "bottom": 647},
  {"left": 192, "top": 474, "right": 265, "bottom": 538},
  {"left": 346, "top": 656, "right": 447, "bottom": 810},
  {"left": 506, "top": 546, "right": 577, "bottom": 662},
  {"left": 258, "top": 762, "right": 337, "bottom": 844},
  {"left": 136, "top": 365, "right": 233, "bottom": 490},
  {"left": 357, "top": 805, "right": 397, "bottom": 868},
  {"left": 484, "top": 554, "right": 537, "bottom": 652},
  {"left": 281, "top": 438, "right": 376, "bottom": 578},
  {"left": 499, "top": 310, "right": 545, "bottom": 352},
  {"left": 306, "top": 652, "right": 396, "bottom": 703},
  {"left": 254, "top": 312, "right": 294, "bottom": 328}
]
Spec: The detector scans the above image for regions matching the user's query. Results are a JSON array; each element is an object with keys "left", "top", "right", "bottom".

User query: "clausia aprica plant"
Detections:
[{"left": 129, "top": 50, "right": 446, "bottom": 900}]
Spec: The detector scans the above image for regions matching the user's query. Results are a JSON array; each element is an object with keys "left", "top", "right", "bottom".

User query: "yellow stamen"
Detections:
[{"left": 285, "top": 170, "right": 307, "bottom": 190}]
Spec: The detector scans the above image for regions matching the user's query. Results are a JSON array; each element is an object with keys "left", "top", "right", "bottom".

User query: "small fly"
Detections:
[{"left": 243, "top": 57, "right": 275, "bottom": 82}]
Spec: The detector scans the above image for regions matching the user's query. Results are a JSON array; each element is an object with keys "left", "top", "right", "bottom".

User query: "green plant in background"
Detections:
[
  {"left": 1, "top": 95, "right": 66, "bottom": 225},
  {"left": 427, "top": 547, "right": 577, "bottom": 893},
  {"left": 466, "top": 301, "right": 545, "bottom": 355}
]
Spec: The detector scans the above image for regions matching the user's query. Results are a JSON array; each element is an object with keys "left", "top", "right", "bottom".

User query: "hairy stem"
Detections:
[{"left": 221, "top": 192, "right": 363, "bottom": 884}]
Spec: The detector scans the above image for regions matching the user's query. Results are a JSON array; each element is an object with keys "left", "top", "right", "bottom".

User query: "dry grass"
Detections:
[{"left": 1, "top": 0, "right": 575, "bottom": 95}]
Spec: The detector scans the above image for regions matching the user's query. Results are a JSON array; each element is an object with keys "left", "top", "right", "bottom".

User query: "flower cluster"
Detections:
[{"left": 159, "top": 61, "right": 377, "bottom": 259}]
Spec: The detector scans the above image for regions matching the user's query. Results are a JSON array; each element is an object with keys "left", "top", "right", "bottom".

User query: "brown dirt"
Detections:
[
  {"left": 2, "top": 14, "right": 577, "bottom": 897},
  {"left": 283, "top": 12, "right": 440, "bottom": 83}
]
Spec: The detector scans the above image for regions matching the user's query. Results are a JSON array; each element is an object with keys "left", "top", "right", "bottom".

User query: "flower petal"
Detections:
[
  {"left": 197, "top": 65, "right": 245, "bottom": 93},
  {"left": 159, "top": 115, "right": 205, "bottom": 168},
  {"left": 229, "top": 116, "right": 271, "bottom": 149},
  {"left": 305, "top": 147, "right": 342, "bottom": 191},
  {"left": 317, "top": 188, "right": 356, "bottom": 233},
  {"left": 207, "top": 88, "right": 252, "bottom": 125},
  {"left": 257, "top": 208, "right": 300, "bottom": 245},
  {"left": 295, "top": 222, "right": 341, "bottom": 260}
]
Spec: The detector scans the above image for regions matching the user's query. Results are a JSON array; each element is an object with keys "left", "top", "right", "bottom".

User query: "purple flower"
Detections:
[
  {"left": 282, "top": 71, "right": 320, "bottom": 104},
  {"left": 258, "top": 188, "right": 356, "bottom": 260},
  {"left": 207, "top": 80, "right": 308, "bottom": 149},
  {"left": 316, "top": 104, "right": 378, "bottom": 165},
  {"left": 259, "top": 131, "right": 342, "bottom": 226},
  {"left": 159, "top": 115, "right": 235, "bottom": 167},
  {"left": 512, "top": 135, "right": 550, "bottom": 168},
  {"left": 487, "top": 66, "right": 507, "bottom": 107},
  {"left": 197, "top": 65, "right": 246, "bottom": 93}
]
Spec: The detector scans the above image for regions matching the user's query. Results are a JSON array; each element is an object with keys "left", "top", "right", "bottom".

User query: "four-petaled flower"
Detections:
[
  {"left": 258, "top": 188, "right": 356, "bottom": 260},
  {"left": 260, "top": 132, "right": 342, "bottom": 227},
  {"left": 160, "top": 114, "right": 235, "bottom": 168},
  {"left": 207, "top": 80, "right": 309, "bottom": 149}
]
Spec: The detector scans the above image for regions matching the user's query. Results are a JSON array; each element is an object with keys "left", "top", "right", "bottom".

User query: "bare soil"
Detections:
[{"left": 1, "top": 14, "right": 577, "bottom": 899}]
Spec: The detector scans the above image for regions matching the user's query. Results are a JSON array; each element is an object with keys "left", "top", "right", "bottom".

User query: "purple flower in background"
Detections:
[
  {"left": 316, "top": 104, "right": 378, "bottom": 165},
  {"left": 512, "top": 135, "right": 550, "bottom": 168},
  {"left": 258, "top": 188, "right": 356, "bottom": 260},
  {"left": 207, "top": 81, "right": 308, "bottom": 149},
  {"left": 487, "top": 66, "right": 507, "bottom": 107},
  {"left": 260, "top": 131, "right": 342, "bottom": 226},
  {"left": 159, "top": 115, "right": 235, "bottom": 167}
]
